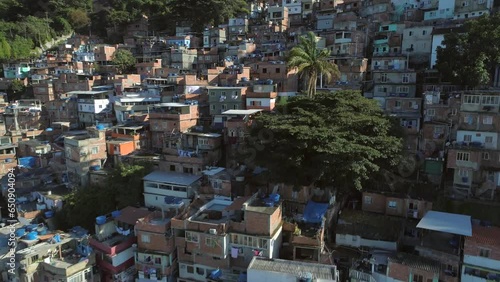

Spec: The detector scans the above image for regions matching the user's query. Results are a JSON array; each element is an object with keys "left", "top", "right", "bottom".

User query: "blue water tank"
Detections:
[
  {"left": 15, "top": 228, "right": 26, "bottom": 237},
  {"left": 37, "top": 227, "right": 48, "bottom": 235},
  {"left": 270, "top": 193, "right": 280, "bottom": 202},
  {"left": 266, "top": 79, "right": 274, "bottom": 85},
  {"left": 300, "top": 273, "right": 313, "bottom": 282},
  {"left": 45, "top": 211, "right": 54, "bottom": 218},
  {"left": 111, "top": 210, "right": 121, "bottom": 218},
  {"left": 165, "top": 196, "right": 183, "bottom": 205},
  {"left": 210, "top": 269, "right": 222, "bottom": 279},
  {"left": 46, "top": 128, "right": 53, "bottom": 132},
  {"left": 241, "top": 77, "right": 249, "bottom": 82},
  {"left": 96, "top": 124, "right": 105, "bottom": 130},
  {"left": 96, "top": 216, "right": 107, "bottom": 225},
  {"left": 264, "top": 198, "right": 274, "bottom": 207},
  {"left": 90, "top": 165, "right": 101, "bottom": 171},
  {"left": 26, "top": 224, "right": 38, "bottom": 231},
  {"left": 25, "top": 231, "right": 38, "bottom": 240}
]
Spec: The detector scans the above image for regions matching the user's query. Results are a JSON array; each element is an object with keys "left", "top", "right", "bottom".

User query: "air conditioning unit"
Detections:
[{"left": 209, "top": 228, "right": 217, "bottom": 235}]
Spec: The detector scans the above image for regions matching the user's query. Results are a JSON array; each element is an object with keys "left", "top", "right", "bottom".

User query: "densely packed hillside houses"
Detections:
[{"left": 1, "top": 0, "right": 500, "bottom": 282}]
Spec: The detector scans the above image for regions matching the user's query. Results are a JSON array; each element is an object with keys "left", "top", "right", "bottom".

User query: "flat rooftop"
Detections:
[
  {"left": 248, "top": 257, "right": 337, "bottom": 280},
  {"left": 66, "top": 91, "right": 109, "bottom": 95},
  {"left": 337, "top": 210, "right": 404, "bottom": 242},
  {"left": 143, "top": 170, "right": 202, "bottom": 186},
  {"left": 189, "top": 198, "right": 233, "bottom": 224},
  {"left": 153, "top": 102, "right": 190, "bottom": 108}
]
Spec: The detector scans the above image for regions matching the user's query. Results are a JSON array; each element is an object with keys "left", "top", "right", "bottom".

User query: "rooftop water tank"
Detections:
[
  {"left": 15, "top": 228, "right": 26, "bottom": 237},
  {"left": 299, "top": 273, "right": 313, "bottom": 282},
  {"left": 90, "top": 165, "right": 101, "bottom": 171},
  {"left": 96, "top": 124, "right": 105, "bottom": 130},
  {"left": 266, "top": 79, "right": 274, "bottom": 85},
  {"left": 270, "top": 193, "right": 280, "bottom": 203},
  {"left": 44, "top": 211, "right": 54, "bottom": 218},
  {"left": 96, "top": 216, "right": 106, "bottom": 225},
  {"left": 111, "top": 210, "right": 121, "bottom": 218},
  {"left": 37, "top": 226, "right": 48, "bottom": 235},
  {"left": 264, "top": 198, "right": 274, "bottom": 207},
  {"left": 46, "top": 128, "right": 53, "bottom": 132},
  {"left": 210, "top": 269, "right": 222, "bottom": 280},
  {"left": 25, "top": 231, "right": 38, "bottom": 241}
]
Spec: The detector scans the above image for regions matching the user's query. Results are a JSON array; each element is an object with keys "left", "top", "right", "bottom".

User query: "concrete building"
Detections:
[
  {"left": 207, "top": 86, "right": 248, "bottom": 115},
  {"left": 246, "top": 83, "right": 278, "bottom": 112},
  {"left": 143, "top": 170, "right": 202, "bottom": 208},
  {"left": 70, "top": 91, "right": 111, "bottom": 127},
  {"left": 462, "top": 224, "right": 500, "bottom": 281},
  {"left": 172, "top": 193, "right": 283, "bottom": 281},
  {"left": 148, "top": 103, "right": 199, "bottom": 152},
  {"left": 114, "top": 96, "right": 160, "bottom": 124},
  {"left": 90, "top": 207, "right": 152, "bottom": 282},
  {"left": 135, "top": 209, "right": 178, "bottom": 282},
  {"left": 64, "top": 126, "right": 107, "bottom": 187},
  {"left": 15, "top": 232, "right": 95, "bottom": 282},
  {"left": 247, "top": 256, "right": 339, "bottom": 282},
  {"left": 401, "top": 25, "right": 434, "bottom": 67},
  {"left": 160, "top": 132, "right": 223, "bottom": 175}
]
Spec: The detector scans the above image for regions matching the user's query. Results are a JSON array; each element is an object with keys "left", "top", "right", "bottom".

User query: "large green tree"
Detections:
[
  {"left": 247, "top": 91, "right": 403, "bottom": 192},
  {"left": 55, "top": 163, "right": 153, "bottom": 231},
  {"left": 170, "top": 0, "right": 249, "bottom": 33},
  {"left": 112, "top": 49, "right": 136, "bottom": 74},
  {"left": 436, "top": 13, "right": 500, "bottom": 88},
  {"left": 287, "top": 32, "right": 340, "bottom": 98}
]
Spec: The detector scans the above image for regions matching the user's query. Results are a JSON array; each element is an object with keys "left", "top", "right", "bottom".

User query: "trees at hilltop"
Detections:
[
  {"left": 436, "top": 13, "right": 500, "bottom": 88},
  {"left": 247, "top": 91, "right": 403, "bottom": 193}
]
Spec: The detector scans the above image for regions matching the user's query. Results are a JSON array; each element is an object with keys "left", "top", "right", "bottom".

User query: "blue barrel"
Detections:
[
  {"left": 46, "top": 128, "right": 53, "bottom": 132},
  {"left": 96, "top": 124, "right": 105, "bottom": 130},
  {"left": 45, "top": 211, "right": 54, "bottom": 218},
  {"left": 111, "top": 210, "right": 121, "bottom": 218},
  {"left": 264, "top": 198, "right": 274, "bottom": 207},
  {"left": 25, "top": 231, "right": 38, "bottom": 240},
  {"left": 270, "top": 193, "right": 280, "bottom": 202},
  {"left": 210, "top": 269, "right": 222, "bottom": 279},
  {"left": 37, "top": 227, "right": 48, "bottom": 235},
  {"left": 266, "top": 79, "right": 274, "bottom": 85},
  {"left": 15, "top": 228, "right": 26, "bottom": 237},
  {"left": 96, "top": 216, "right": 106, "bottom": 225}
]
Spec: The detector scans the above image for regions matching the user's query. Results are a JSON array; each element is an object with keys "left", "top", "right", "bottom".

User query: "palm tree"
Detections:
[{"left": 287, "top": 31, "right": 340, "bottom": 98}]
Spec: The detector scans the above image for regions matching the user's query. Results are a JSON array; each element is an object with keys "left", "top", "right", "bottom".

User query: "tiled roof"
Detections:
[
  {"left": 388, "top": 253, "right": 441, "bottom": 273},
  {"left": 115, "top": 206, "right": 152, "bottom": 226},
  {"left": 468, "top": 225, "right": 500, "bottom": 247}
]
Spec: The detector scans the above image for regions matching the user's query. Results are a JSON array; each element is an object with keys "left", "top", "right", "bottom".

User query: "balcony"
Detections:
[
  {"left": 335, "top": 38, "right": 353, "bottom": 44},
  {"left": 135, "top": 258, "right": 177, "bottom": 277},
  {"left": 374, "top": 38, "right": 388, "bottom": 45}
]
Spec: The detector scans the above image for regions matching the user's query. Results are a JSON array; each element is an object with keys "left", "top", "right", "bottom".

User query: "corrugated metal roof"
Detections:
[
  {"left": 143, "top": 171, "right": 202, "bottom": 186},
  {"left": 388, "top": 252, "right": 441, "bottom": 273},
  {"left": 248, "top": 257, "right": 337, "bottom": 280}
]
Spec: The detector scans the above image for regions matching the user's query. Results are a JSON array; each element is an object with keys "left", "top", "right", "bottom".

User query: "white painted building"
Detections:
[
  {"left": 68, "top": 91, "right": 111, "bottom": 127},
  {"left": 114, "top": 95, "right": 160, "bottom": 124},
  {"left": 143, "top": 171, "right": 202, "bottom": 208}
]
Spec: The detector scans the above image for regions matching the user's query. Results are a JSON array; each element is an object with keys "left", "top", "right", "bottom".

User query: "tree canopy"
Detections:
[
  {"left": 55, "top": 163, "right": 153, "bottom": 231},
  {"left": 287, "top": 32, "right": 340, "bottom": 98},
  {"left": 436, "top": 13, "right": 500, "bottom": 88},
  {"left": 112, "top": 49, "right": 136, "bottom": 74},
  {"left": 247, "top": 91, "right": 403, "bottom": 193}
]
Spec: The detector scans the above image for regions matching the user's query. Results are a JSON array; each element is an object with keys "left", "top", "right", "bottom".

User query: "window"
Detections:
[
  {"left": 482, "top": 96, "right": 499, "bottom": 105},
  {"left": 395, "top": 101, "right": 402, "bottom": 108},
  {"left": 364, "top": 196, "right": 372, "bottom": 204},
  {"left": 233, "top": 105, "right": 238, "bottom": 109},
  {"left": 457, "top": 152, "right": 470, "bottom": 161},
  {"left": 413, "top": 274, "right": 423, "bottom": 282},
  {"left": 170, "top": 165, "right": 175, "bottom": 171},
  {"left": 211, "top": 105, "right": 215, "bottom": 110},
  {"left": 155, "top": 257, "right": 161, "bottom": 264},
  {"left": 221, "top": 104, "right": 227, "bottom": 110},
  {"left": 388, "top": 201, "right": 397, "bottom": 208},
  {"left": 141, "top": 234, "right": 150, "bottom": 243},
  {"left": 464, "top": 95, "right": 480, "bottom": 104},
  {"left": 402, "top": 73, "right": 410, "bottom": 83},
  {"left": 380, "top": 73, "right": 388, "bottom": 82},
  {"left": 91, "top": 147, "right": 98, "bottom": 154},
  {"left": 186, "top": 231, "right": 199, "bottom": 243},
  {"left": 397, "top": 86, "right": 409, "bottom": 93},
  {"left": 463, "top": 135, "right": 472, "bottom": 142},
  {"left": 187, "top": 266, "right": 194, "bottom": 273},
  {"left": 206, "top": 237, "right": 217, "bottom": 247},
  {"left": 450, "top": 108, "right": 457, "bottom": 116},
  {"left": 409, "top": 31, "right": 413, "bottom": 36},
  {"left": 464, "top": 114, "right": 474, "bottom": 125},
  {"left": 486, "top": 136, "right": 493, "bottom": 143},
  {"left": 196, "top": 267, "right": 205, "bottom": 275},
  {"left": 262, "top": 68, "right": 267, "bottom": 74},
  {"left": 483, "top": 116, "right": 493, "bottom": 125},
  {"left": 459, "top": 169, "right": 469, "bottom": 177},
  {"left": 276, "top": 68, "right": 280, "bottom": 73},
  {"left": 482, "top": 152, "right": 490, "bottom": 160},
  {"left": 422, "top": 30, "right": 427, "bottom": 35},
  {"left": 426, "top": 109, "right": 435, "bottom": 116}
]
